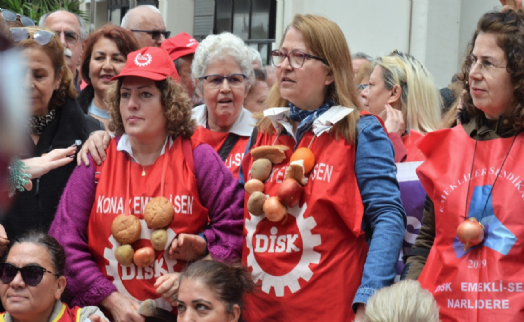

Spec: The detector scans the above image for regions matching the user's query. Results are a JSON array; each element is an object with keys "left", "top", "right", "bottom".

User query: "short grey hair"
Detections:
[
  {"left": 121, "top": 5, "right": 161, "bottom": 29},
  {"left": 39, "top": 10, "right": 87, "bottom": 40},
  {"left": 352, "top": 51, "right": 373, "bottom": 62},
  {"left": 192, "top": 32, "right": 253, "bottom": 93},
  {"left": 248, "top": 46, "right": 262, "bottom": 66},
  {"left": 363, "top": 280, "right": 440, "bottom": 322}
]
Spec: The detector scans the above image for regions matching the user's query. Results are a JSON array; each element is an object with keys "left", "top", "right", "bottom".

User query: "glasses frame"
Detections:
[
  {"left": 466, "top": 55, "right": 507, "bottom": 75},
  {"left": 0, "top": 262, "right": 59, "bottom": 286},
  {"left": 199, "top": 73, "right": 248, "bottom": 88},
  {"left": 0, "top": 8, "right": 35, "bottom": 27},
  {"left": 10, "top": 28, "right": 55, "bottom": 46},
  {"left": 356, "top": 84, "right": 369, "bottom": 91},
  {"left": 130, "top": 29, "right": 171, "bottom": 41},
  {"left": 271, "top": 49, "right": 329, "bottom": 68},
  {"left": 53, "top": 30, "right": 80, "bottom": 44}
]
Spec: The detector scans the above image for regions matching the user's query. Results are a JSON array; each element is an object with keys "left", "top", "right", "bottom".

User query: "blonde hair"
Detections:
[
  {"left": 375, "top": 52, "right": 441, "bottom": 134},
  {"left": 258, "top": 14, "right": 361, "bottom": 144},
  {"left": 363, "top": 280, "right": 440, "bottom": 322}
]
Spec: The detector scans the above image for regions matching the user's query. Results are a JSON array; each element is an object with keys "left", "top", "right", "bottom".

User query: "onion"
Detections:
[{"left": 457, "top": 217, "right": 485, "bottom": 251}]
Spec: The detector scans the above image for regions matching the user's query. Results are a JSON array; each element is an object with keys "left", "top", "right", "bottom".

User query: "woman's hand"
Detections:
[
  {"left": 100, "top": 292, "right": 145, "bottom": 322},
  {"left": 155, "top": 273, "right": 180, "bottom": 307},
  {"left": 22, "top": 146, "right": 77, "bottom": 190},
  {"left": 500, "top": 0, "right": 523, "bottom": 11},
  {"left": 383, "top": 104, "right": 405, "bottom": 135},
  {"left": 168, "top": 233, "right": 207, "bottom": 261},
  {"left": 354, "top": 303, "right": 366, "bottom": 322},
  {"left": 0, "top": 225, "right": 9, "bottom": 256},
  {"left": 77, "top": 131, "right": 112, "bottom": 167}
]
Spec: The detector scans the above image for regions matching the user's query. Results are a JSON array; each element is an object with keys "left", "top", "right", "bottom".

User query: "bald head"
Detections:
[{"left": 121, "top": 5, "right": 167, "bottom": 48}]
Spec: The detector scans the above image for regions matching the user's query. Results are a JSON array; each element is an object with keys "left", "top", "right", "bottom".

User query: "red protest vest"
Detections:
[
  {"left": 241, "top": 124, "right": 368, "bottom": 321},
  {"left": 87, "top": 136, "right": 208, "bottom": 313},
  {"left": 192, "top": 126, "right": 249, "bottom": 179},
  {"left": 417, "top": 125, "right": 524, "bottom": 322},
  {"left": 0, "top": 303, "right": 82, "bottom": 322},
  {"left": 402, "top": 129, "right": 425, "bottom": 162}
]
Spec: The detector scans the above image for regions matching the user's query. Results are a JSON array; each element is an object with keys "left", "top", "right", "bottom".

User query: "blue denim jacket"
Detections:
[{"left": 239, "top": 115, "right": 406, "bottom": 310}]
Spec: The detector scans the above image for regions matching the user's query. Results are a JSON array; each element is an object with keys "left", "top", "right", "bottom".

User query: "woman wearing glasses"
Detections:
[
  {"left": 77, "top": 24, "right": 139, "bottom": 130},
  {"left": 402, "top": 9, "right": 524, "bottom": 322},
  {"left": 360, "top": 52, "right": 441, "bottom": 162},
  {"left": 2, "top": 27, "right": 101, "bottom": 243},
  {"left": 241, "top": 14, "right": 406, "bottom": 321},
  {"left": 0, "top": 231, "right": 108, "bottom": 322}
]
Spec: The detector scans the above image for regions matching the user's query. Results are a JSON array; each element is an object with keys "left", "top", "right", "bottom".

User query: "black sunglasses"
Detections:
[
  {"left": 130, "top": 29, "right": 171, "bottom": 40},
  {"left": 10, "top": 28, "right": 55, "bottom": 46},
  {"left": 0, "top": 262, "right": 59, "bottom": 286},
  {"left": 0, "top": 8, "right": 35, "bottom": 27}
]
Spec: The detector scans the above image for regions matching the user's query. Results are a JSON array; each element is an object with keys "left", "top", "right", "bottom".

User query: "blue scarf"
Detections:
[{"left": 289, "top": 98, "right": 334, "bottom": 144}]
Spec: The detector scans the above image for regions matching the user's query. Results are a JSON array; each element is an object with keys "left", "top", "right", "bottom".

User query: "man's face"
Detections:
[
  {"left": 130, "top": 11, "right": 167, "bottom": 48},
  {"left": 45, "top": 11, "right": 83, "bottom": 79}
]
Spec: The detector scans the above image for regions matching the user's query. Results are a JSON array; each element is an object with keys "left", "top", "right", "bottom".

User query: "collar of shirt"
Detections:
[
  {"left": 117, "top": 134, "right": 173, "bottom": 163},
  {"left": 192, "top": 104, "right": 255, "bottom": 137}
]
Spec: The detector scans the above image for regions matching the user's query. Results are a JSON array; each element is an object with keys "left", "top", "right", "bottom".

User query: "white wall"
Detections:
[{"left": 161, "top": 0, "right": 195, "bottom": 36}]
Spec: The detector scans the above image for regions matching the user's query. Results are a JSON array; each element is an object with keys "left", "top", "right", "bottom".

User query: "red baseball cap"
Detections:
[
  {"left": 111, "top": 47, "right": 179, "bottom": 82},
  {"left": 161, "top": 32, "right": 199, "bottom": 62}
]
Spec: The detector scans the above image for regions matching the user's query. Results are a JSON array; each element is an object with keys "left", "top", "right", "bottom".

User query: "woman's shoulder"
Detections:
[{"left": 356, "top": 114, "right": 385, "bottom": 137}]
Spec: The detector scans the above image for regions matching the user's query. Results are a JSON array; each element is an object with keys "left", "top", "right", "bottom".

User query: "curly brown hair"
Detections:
[
  {"left": 462, "top": 9, "right": 524, "bottom": 131},
  {"left": 107, "top": 76, "right": 196, "bottom": 138}
]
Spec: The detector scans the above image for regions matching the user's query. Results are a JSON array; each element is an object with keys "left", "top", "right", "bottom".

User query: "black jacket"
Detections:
[
  {"left": 2, "top": 97, "right": 100, "bottom": 241},
  {"left": 76, "top": 84, "right": 94, "bottom": 114}
]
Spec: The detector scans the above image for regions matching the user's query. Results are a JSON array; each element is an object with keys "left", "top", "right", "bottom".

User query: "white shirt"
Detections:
[
  {"left": 192, "top": 104, "right": 255, "bottom": 137},
  {"left": 117, "top": 134, "right": 173, "bottom": 164}
]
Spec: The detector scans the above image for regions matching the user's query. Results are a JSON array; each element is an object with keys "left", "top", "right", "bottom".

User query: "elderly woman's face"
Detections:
[
  {"left": 469, "top": 33, "right": 513, "bottom": 119},
  {"left": 119, "top": 76, "right": 167, "bottom": 140},
  {"left": 201, "top": 57, "right": 247, "bottom": 131},
  {"left": 24, "top": 47, "right": 62, "bottom": 116},
  {"left": 177, "top": 278, "right": 240, "bottom": 322},
  {"left": 89, "top": 37, "right": 126, "bottom": 96},
  {"left": 0, "top": 243, "right": 65, "bottom": 320}
]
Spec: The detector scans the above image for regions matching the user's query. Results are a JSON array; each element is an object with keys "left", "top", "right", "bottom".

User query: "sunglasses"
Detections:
[
  {"left": 0, "top": 8, "right": 35, "bottom": 27},
  {"left": 10, "top": 28, "right": 55, "bottom": 46},
  {"left": 130, "top": 29, "right": 171, "bottom": 40},
  {"left": 0, "top": 263, "right": 59, "bottom": 286}
]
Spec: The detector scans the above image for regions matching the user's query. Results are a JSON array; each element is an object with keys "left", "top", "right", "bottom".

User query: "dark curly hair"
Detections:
[
  {"left": 107, "top": 76, "right": 196, "bottom": 138},
  {"left": 461, "top": 9, "right": 524, "bottom": 130}
]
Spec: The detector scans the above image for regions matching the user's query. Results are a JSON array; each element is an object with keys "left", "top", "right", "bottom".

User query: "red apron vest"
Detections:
[
  {"left": 416, "top": 125, "right": 524, "bottom": 322},
  {"left": 0, "top": 303, "right": 82, "bottom": 322},
  {"left": 402, "top": 129, "right": 425, "bottom": 162},
  {"left": 192, "top": 125, "right": 249, "bottom": 179},
  {"left": 241, "top": 124, "right": 368, "bottom": 321},
  {"left": 87, "top": 137, "right": 208, "bottom": 313}
]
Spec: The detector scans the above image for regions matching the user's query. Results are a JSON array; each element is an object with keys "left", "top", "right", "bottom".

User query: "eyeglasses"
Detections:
[
  {"left": 53, "top": 30, "right": 80, "bottom": 44},
  {"left": 466, "top": 55, "right": 507, "bottom": 75},
  {"left": 0, "top": 8, "right": 35, "bottom": 27},
  {"left": 271, "top": 49, "right": 329, "bottom": 68},
  {"left": 10, "top": 28, "right": 55, "bottom": 46},
  {"left": 199, "top": 73, "right": 247, "bottom": 88},
  {"left": 356, "top": 84, "right": 369, "bottom": 90},
  {"left": 130, "top": 29, "right": 171, "bottom": 41},
  {"left": 0, "top": 263, "right": 59, "bottom": 286}
]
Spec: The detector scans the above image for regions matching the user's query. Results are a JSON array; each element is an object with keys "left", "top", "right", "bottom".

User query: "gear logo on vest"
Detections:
[
  {"left": 134, "top": 53, "right": 152, "bottom": 67},
  {"left": 453, "top": 185, "right": 517, "bottom": 258},
  {"left": 245, "top": 202, "right": 321, "bottom": 297}
]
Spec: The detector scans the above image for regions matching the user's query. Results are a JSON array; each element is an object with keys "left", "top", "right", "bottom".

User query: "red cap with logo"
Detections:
[
  {"left": 111, "top": 47, "right": 179, "bottom": 82},
  {"left": 161, "top": 32, "right": 199, "bottom": 62}
]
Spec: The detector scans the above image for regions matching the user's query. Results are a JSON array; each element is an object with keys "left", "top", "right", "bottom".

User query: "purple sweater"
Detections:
[{"left": 49, "top": 143, "right": 245, "bottom": 307}]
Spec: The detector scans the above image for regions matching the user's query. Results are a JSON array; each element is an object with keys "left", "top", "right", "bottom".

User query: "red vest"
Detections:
[
  {"left": 192, "top": 126, "right": 249, "bottom": 179},
  {"left": 0, "top": 303, "right": 82, "bottom": 322},
  {"left": 87, "top": 137, "right": 208, "bottom": 313},
  {"left": 241, "top": 126, "right": 368, "bottom": 321},
  {"left": 402, "top": 129, "right": 425, "bottom": 162},
  {"left": 417, "top": 126, "right": 524, "bottom": 322}
]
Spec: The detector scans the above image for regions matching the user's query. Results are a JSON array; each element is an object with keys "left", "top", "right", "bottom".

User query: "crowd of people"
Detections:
[{"left": 0, "top": 0, "right": 523, "bottom": 321}]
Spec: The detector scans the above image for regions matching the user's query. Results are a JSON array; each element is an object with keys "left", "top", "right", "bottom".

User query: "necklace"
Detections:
[{"left": 135, "top": 150, "right": 163, "bottom": 176}]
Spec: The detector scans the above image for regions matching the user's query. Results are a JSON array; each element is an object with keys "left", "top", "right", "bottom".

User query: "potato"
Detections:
[
  {"left": 247, "top": 191, "right": 267, "bottom": 216},
  {"left": 251, "top": 158, "right": 272, "bottom": 181},
  {"left": 144, "top": 197, "right": 174, "bottom": 229},
  {"left": 151, "top": 229, "right": 168, "bottom": 251},
  {"left": 111, "top": 214, "right": 141, "bottom": 245},
  {"left": 137, "top": 299, "right": 156, "bottom": 317},
  {"left": 245, "top": 179, "right": 264, "bottom": 195},
  {"left": 133, "top": 247, "right": 156, "bottom": 267},
  {"left": 115, "top": 245, "right": 134, "bottom": 266}
]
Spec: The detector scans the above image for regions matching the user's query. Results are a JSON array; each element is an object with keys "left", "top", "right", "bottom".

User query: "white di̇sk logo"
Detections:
[
  {"left": 187, "top": 39, "right": 197, "bottom": 47},
  {"left": 104, "top": 219, "right": 177, "bottom": 311},
  {"left": 134, "top": 53, "right": 152, "bottom": 67},
  {"left": 245, "top": 202, "right": 321, "bottom": 297}
]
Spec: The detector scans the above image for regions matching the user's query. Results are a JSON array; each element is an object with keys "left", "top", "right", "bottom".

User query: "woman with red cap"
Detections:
[{"left": 49, "top": 47, "right": 244, "bottom": 322}]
